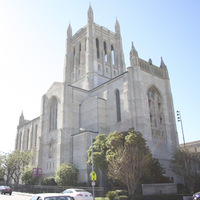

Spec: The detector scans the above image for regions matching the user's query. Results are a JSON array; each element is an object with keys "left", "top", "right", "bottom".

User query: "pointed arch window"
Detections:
[
  {"left": 19, "top": 132, "right": 22, "bottom": 150},
  {"left": 22, "top": 132, "right": 25, "bottom": 150},
  {"left": 111, "top": 45, "right": 115, "bottom": 65},
  {"left": 26, "top": 129, "right": 29, "bottom": 150},
  {"left": 148, "top": 87, "right": 164, "bottom": 138},
  {"left": 115, "top": 89, "right": 121, "bottom": 122},
  {"left": 85, "top": 38, "right": 87, "bottom": 51},
  {"left": 96, "top": 38, "right": 100, "bottom": 59},
  {"left": 104, "top": 41, "right": 108, "bottom": 62},
  {"left": 73, "top": 47, "right": 76, "bottom": 68},
  {"left": 79, "top": 43, "right": 81, "bottom": 65},
  {"left": 35, "top": 125, "right": 38, "bottom": 147},
  {"left": 49, "top": 97, "right": 58, "bottom": 131}
]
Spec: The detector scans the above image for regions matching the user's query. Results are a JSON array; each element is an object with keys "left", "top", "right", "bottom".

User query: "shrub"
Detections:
[
  {"left": 115, "top": 190, "right": 128, "bottom": 196},
  {"left": 117, "top": 195, "right": 128, "bottom": 200},
  {"left": 106, "top": 191, "right": 118, "bottom": 200},
  {"left": 21, "top": 166, "right": 39, "bottom": 185},
  {"left": 55, "top": 163, "right": 78, "bottom": 186},
  {"left": 41, "top": 176, "right": 57, "bottom": 185}
]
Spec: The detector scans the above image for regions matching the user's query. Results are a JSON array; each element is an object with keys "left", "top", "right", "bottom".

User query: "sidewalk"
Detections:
[{"left": 13, "top": 191, "right": 32, "bottom": 197}]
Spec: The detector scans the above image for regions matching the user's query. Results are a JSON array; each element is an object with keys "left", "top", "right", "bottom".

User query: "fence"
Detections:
[{"left": 12, "top": 185, "right": 105, "bottom": 197}]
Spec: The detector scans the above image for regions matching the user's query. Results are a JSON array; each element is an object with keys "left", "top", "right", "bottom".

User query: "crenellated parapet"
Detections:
[{"left": 139, "top": 58, "right": 169, "bottom": 79}]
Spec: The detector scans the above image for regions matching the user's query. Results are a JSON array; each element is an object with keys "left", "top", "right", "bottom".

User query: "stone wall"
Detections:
[{"left": 142, "top": 183, "right": 177, "bottom": 196}]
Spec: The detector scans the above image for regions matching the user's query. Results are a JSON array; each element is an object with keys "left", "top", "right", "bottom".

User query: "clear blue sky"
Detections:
[{"left": 0, "top": 0, "right": 199, "bottom": 153}]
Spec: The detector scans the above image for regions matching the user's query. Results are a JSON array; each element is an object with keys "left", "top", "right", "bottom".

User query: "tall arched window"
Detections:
[
  {"left": 111, "top": 45, "right": 115, "bottom": 65},
  {"left": 35, "top": 125, "right": 38, "bottom": 147},
  {"left": 19, "top": 132, "right": 22, "bottom": 150},
  {"left": 49, "top": 97, "right": 58, "bottom": 131},
  {"left": 26, "top": 129, "right": 29, "bottom": 150},
  {"left": 96, "top": 38, "right": 100, "bottom": 59},
  {"left": 115, "top": 89, "right": 121, "bottom": 122},
  {"left": 22, "top": 131, "right": 25, "bottom": 150},
  {"left": 85, "top": 38, "right": 87, "bottom": 51},
  {"left": 73, "top": 47, "right": 76, "bottom": 68},
  {"left": 104, "top": 41, "right": 108, "bottom": 62},
  {"left": 79, "top": 43, "right": 81, "bottom": 65},
  {"left": 148, "top": 87, "right": 164, "bottom": 138}
]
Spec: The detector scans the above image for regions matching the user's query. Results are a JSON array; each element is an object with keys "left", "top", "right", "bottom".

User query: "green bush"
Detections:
[
  {"left": 115, "top": 190, "right": 128, "bottom": 196},
  {"left": 55, "top": 163, "right": 78, "bottom": 186},
  {"left": 106, "top": 191, "right": 118, "bottom": 200},
  {"left": 41, "top": 176, "right": 57, "bottom": 185},
  {"left": 21, "top": 166, "right": 39, "bottom": 185},
  {"left": 117, "top": 195, "right": 128, "bottom": 200}
]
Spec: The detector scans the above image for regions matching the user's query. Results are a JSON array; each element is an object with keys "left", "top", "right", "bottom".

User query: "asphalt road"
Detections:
[{"left": 0, "top": 192, "right": 32, "bottom": 200}]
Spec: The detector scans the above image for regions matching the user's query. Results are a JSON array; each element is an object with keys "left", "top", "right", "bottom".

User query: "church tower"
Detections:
[{"left": 64, "top": 5, "right": 126, "bottom": 90}]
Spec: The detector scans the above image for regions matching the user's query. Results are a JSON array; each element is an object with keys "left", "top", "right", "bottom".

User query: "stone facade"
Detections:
[{"left": 15, "top": 5, "right": 179, "bottom": 184}]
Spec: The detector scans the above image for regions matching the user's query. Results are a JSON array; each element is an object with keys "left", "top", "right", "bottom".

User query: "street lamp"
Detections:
[{"left": 176, "top": 110, "right": 186, "bottom": 147}]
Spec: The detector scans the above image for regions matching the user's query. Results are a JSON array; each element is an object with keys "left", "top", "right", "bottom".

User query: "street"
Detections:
[{"left": 0, "top": 192, "right": 32, "bottom": 200}]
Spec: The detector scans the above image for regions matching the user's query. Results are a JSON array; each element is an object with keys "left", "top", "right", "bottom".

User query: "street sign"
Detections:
[
  {"left": 91, "top": 180, "right": 95, "bottom": 186},
  {"left": 33, "top": 168, "right": 42, "bottom": 177},
  {"left": 33, "top": 168, "right": 37, "bottom": 177},
  {"left": 90, "top": 171, "right": 97, "bottom": 181}
]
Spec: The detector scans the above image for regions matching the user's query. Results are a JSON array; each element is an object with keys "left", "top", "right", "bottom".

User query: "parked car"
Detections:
[
  {"left": 30, "top": 193, "right": 75, "bottom": 200},
  {"left": 193, "top": 191, "right": 200, "bottom": 200},
  {"left": 0, "top": 185, "right": 12, "bottom": 195},
  {"left": 62, "top": 189, "right": 93, "bottom": 200}
]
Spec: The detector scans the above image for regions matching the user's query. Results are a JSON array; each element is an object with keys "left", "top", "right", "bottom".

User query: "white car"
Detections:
[
  {"left": 62, "top": 189, "right": 93, "bottom": 200},
  {"left": 30, "top": 193, "right": 75, "bottom": 200}
]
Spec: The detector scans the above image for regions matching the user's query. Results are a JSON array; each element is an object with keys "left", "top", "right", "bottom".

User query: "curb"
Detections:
[{"left": 13, "top": 191, "right": 32, "bottom": 197}]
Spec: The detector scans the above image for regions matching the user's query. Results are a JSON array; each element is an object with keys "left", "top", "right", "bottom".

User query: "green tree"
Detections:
[
  {"left": 11, "top": 150, "right": 33, "bottom": 185},
  {"left": 87, "top": 134, "right": 112, "bottom": 187},
  {"left": 0, "top": 153, "right": 5, "bottom": 182},
  {"left": 21, "top": 166, "right": 39, "bottom": 185},
  {"left": 144, "top": 158, "right": 171, "bottom": 183},
  {"left": 87, "top": 134, "right": 108, "bottom": 171},
  {"left": 55, "top": 163, "right": 78, "bottom": 186},
  {"left": 106, "top": 129, "right": 153, "bottom": 196},
  {"left": 0, "top": 152, "right": 15, "bottom": 185},
  {"left": 0, "top": 150, "right": 33, "bottom": 185},
  {"left": 87, "top": 128, "right": 166, "bottom": 196},
  {"left": 171, "top": 148, "right": 200, "bottom": 194}
]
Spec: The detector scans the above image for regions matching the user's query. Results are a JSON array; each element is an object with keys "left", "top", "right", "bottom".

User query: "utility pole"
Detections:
[
  {"left": 177, "top": 110, "right": 186, "bottom": 147},
  {"left": 91, "top": 136, "right": 96, "bottom": 200}
]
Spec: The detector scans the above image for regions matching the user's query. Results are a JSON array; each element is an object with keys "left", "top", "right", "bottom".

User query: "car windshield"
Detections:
[{"left": 74, "top": 189, "right": 87, "bottom": 192}]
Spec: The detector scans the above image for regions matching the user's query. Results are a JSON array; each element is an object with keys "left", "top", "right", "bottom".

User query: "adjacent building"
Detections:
[{"left": 180, "top": 141, "right": 200, "bottom": 153}]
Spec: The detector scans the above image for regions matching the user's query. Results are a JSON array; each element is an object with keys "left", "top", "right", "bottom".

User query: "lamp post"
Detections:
[{"left": 176, "top": 110, "right": 186, "bottom": 147}]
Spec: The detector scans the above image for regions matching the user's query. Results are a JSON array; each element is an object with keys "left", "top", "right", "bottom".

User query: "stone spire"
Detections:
[
  {"left": 160, "top": 57, "right": 169, "bottom": 79},
  {"left": 160, "top": 57, "right": 167, "bottom": 69},
  {"left": 64, "top": 23, "right": 73, "bottom": 83},
  {"left": 67, "top": 23, "right": 72, "bottom": 38},
  {"left": 19, "top": 111, "right": 24, "bottom": 125},
  {"left": 115, "top": 18, "right": 120, "bottom": 33},
  {"left": 88, "top": 4, "right": 94, "bottom": 22},
  {"left": 130, "top": 42, "right": 139, "bottom": 66}
]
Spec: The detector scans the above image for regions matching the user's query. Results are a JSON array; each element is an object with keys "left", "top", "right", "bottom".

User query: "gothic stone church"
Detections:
[{"left": 15, "top": 5, "right": 179, "bottom": 184}]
